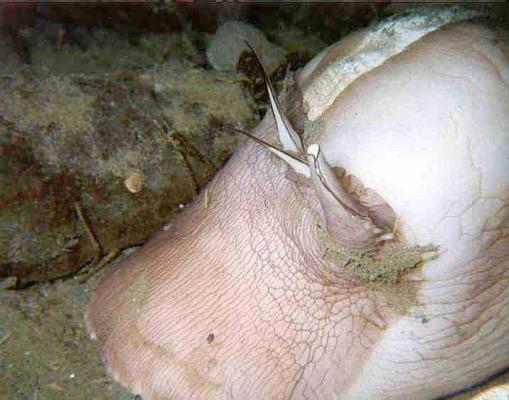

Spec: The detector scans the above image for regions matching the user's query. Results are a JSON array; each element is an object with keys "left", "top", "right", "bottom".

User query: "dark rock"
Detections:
[{"left": 0, "top": 34, "right": 256, "bottom": 283}]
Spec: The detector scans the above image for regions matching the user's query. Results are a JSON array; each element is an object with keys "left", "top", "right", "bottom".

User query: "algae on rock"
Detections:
[{"left": 0, "top": 29, "right": 257, "bottom": 282}]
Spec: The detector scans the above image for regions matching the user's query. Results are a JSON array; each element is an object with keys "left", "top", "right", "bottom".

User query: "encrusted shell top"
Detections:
[{"left": 300, "top": 7, "right": 482, "bottom": 121}]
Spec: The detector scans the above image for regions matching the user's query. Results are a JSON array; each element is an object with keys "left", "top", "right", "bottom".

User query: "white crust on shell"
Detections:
[{"left": 303, "top": 7, "right": 482, "bottom": 121}]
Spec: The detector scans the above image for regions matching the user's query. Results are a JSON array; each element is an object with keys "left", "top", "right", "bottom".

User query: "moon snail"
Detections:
[{"left": 86, "top": 8, "right": 509, "bottom": 400}]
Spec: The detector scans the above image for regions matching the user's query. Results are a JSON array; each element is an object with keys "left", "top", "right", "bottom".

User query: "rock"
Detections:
[
  {"left": 0, "top": 32, "right": 257, "bottom": 284},
  {"left": 206, "top": 20, "right": 285, "bottom": 73},
  {"left": 268, "top": 25, "right": 326, "bottom": 60}
]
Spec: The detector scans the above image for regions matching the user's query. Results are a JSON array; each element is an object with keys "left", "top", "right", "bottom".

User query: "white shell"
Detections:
[
  {"left": 297, "top": 9, "right": 509, "bottom": 399},
  {"left": 300, "top": 7, "right": 481, "bottom": 121},
  {"left": 472, "top": 384, "right": 509, "bottom": 400}
]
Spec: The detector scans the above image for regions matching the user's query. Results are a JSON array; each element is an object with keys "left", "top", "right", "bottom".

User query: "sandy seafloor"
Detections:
[{"left": 0, "top": 271, "right": 135, "bottom": 400}]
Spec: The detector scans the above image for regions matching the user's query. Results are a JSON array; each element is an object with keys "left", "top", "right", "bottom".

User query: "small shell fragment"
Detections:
[{"left": 124, "top": 171, "right": 146, "bottom": 193}]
